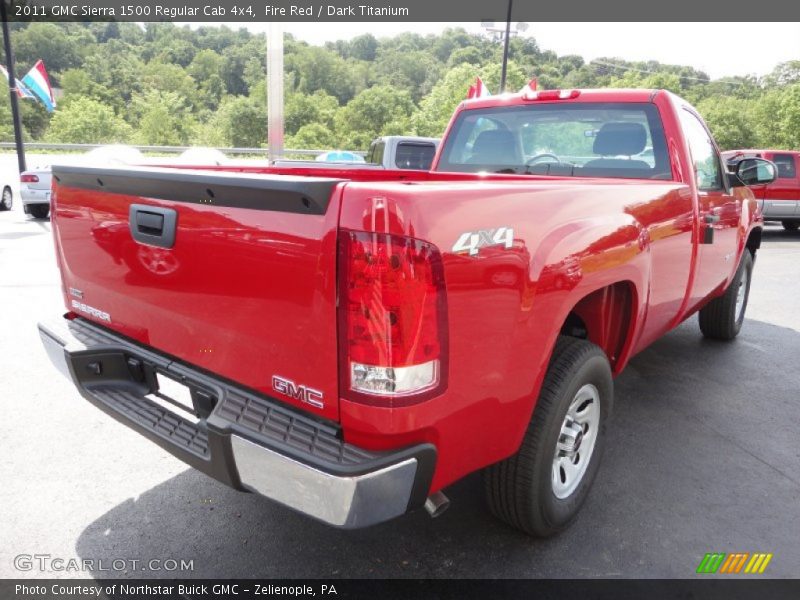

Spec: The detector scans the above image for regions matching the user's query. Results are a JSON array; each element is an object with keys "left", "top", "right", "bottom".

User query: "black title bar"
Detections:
[
  {"left": 7, "top": 0, "right": 800, "bottom": 21},
  {"left": 4, "top": 579, "right": 800, "bottom": 600}
]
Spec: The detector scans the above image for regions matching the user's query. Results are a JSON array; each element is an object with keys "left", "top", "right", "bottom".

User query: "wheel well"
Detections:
[
  {"left": 559, "top": 281, "right": 635, "bottom": 369},
  {"left": 745, "top": 227, "right": 761, "bottom": 257}
]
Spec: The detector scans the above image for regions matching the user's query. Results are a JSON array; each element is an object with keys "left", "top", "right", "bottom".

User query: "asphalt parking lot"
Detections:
[{"left": 1, "top": 197, "right": 799, "bottom": 579}]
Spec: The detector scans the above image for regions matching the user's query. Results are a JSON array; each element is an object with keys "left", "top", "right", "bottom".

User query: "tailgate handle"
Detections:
[{"left": 129, "top": 204, "right": 177, "bottom": 249}]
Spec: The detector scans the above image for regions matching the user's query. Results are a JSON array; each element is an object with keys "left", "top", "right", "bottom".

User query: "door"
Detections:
[{"left": 679, "top": 109, "right": 741, "bottom": 305}]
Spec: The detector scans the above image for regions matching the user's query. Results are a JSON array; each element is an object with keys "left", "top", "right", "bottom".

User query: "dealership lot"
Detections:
[{"left": 1, "top": 199, "right": 798, "bottom": 579}]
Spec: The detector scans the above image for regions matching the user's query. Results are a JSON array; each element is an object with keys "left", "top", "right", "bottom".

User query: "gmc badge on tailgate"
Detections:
[{"left": 272, "top": 375, "right": 324, "bottom": 409}]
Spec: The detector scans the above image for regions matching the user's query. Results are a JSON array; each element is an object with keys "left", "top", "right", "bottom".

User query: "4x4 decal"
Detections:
[{"left": 452, "top": 227, "right": 514, "bottom": 256}]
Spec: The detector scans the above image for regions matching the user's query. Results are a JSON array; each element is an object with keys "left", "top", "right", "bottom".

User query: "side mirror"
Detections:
[{"left": 729, "top": 157, "right": 777, "bottom": 187}]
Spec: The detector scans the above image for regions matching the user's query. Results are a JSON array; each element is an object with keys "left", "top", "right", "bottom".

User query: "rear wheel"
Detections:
[
  {"left": 484, "top": 336, "right": 612, "bottom": 536},
  {"left": 782, "top": 221, "right": 799, "bottom": 232},
  {"left": 0, "top": 186, "right": 11, "bottom": 211},
  {"left": 28, "top": 204, "right": 50, "bottom": 219},
  {"left": 698, "top": 251, "right": 753, "bottom": 340}
]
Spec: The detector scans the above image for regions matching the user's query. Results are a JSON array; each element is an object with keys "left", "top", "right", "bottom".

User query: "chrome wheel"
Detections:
[
  {"left": 1, "top": 187, "right": 11, "bottom": 210},
  {"left": 552, "top": 383, "right": 600, "bottom": 499},
  {"left": 735, "top": 265, "right": 748, "bottom": 322}
]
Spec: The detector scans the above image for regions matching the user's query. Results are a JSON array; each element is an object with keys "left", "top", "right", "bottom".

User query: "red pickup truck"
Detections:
[
  {"left": 722, "top": 149, "right": 800, "bottom": 232},
  {"left": 39, "top": 89, "right": 776, "bottom": 536}
]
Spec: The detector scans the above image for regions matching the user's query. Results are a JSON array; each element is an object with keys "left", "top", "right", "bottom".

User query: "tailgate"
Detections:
[{"left": 51, "top": 165, "right": 344, "bottom": 422}]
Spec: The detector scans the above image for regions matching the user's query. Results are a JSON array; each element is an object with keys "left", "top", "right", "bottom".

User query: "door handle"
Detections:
[
  {"left": 129, "top": 204, "right": 177, "bottom": 249},
  {"left": 702, "top": 213, "right": 720, "bottom": 244}
]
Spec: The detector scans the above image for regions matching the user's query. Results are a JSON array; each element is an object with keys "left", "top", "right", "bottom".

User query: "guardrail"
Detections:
[{"left": 0, "top": 142, "right": 366, "bottom": 157}]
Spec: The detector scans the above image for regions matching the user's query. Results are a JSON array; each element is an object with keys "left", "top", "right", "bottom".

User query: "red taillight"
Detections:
[
  {"left": 338, "top": 230, "right": 448, "bottom": 406},
  {"left": 522, "top": 89, "right": 581, "bottom": 101},
  {"left": 20, "top": 173, "right": 39, "bottom": 183}
]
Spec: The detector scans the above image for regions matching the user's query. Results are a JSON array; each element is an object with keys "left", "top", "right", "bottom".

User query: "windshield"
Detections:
[{"left": 437, "top": 102, "right": 672, "bottom": 180}]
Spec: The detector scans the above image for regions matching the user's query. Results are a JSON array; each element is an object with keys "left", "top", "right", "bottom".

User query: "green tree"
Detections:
[
  {"left": 411, "top": 62, "right": 526, "bottom": 138},
  {"left": 0, "top": 79, "right": 17, "bottom": 141},
  {"left": 45, "top": 97, "right": 131, "bottom": 143},
  {"left": 141, "top": 62, "right": 198, "bottom": 106},
  {"left": 411, "top": 63, "right": 476, "bottom": 137},
  {"left": 349, "top": 34, "right": 379, "bottom": 62},
  {"left": 335, "top": 85, "right": 415, "bottom": 149},
  {"left": 375, "top": 49, "right": 442, "bottom": 102},
  {"left": 285, "top": 91, "right": 338, "bottom": 135},
  {"left": 288, "top": 123, "right": 336, "bottom": 150},
  {"left": 769, "top": 84, "right": 800, "bottom": 148},
  {"left": 188, "top": 49, "right": 226, "bottom": 110},
  {"left": 211, "top": 95, "right": 266, "bottom": 147},
  {"left": 287, "top": 45, "right": 358, "bottom": 104},
  {"left": 696, "top": 96, "right": 757, "bottom": 150},
  {"left": 13, "top": 23, "right": 83, "bottom": 77},
  {"left": 131, "top": 91, "right": 195, "bottom": 146},
  {"left": 80, "top": 40, "right": 145, "bottom": 112},
  {"left": 765, "top": 61, "right": 800, "bottom": 87}
]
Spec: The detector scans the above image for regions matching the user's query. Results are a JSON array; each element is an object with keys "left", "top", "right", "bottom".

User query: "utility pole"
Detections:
[
  {"left": 1, "top": 0, "right": 26, "bottom": 172},
  {"left": 266, "top": 22, "right": 284, "bottom": 163},
  {"left": 500, "top": 0, "right": 513, "bottom": 93}
]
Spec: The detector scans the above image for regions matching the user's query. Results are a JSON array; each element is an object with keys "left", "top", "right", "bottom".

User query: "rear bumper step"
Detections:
[{"left": 38, "top": 316, "right": 435, "bottom": 528}]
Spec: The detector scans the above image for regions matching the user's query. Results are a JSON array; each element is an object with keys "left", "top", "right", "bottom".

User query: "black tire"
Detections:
[
  {"left": 0, "top": 186, "right": 12, "bottom": 211},
  {"left": 782, "top": 221, "right": 799, "bottom": 232},
  {"left": 698, "top": 251, "right": 753, "bottom": 340},
  {"left": 28, "top": 204, "right": 50, "bottom": 219},
  {"left": 484, "top": 336, "right": 613, "bottom": 537}
]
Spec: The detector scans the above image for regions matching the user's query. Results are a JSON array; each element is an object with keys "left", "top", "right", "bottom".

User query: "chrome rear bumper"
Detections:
[{"left": 38, "top": 315, "right": 436, "bottom": 528}]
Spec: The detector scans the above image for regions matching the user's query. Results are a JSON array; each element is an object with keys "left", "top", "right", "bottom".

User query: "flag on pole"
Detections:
[
  {"left": 21, "top": 60, "right": 56, "bottom": 112},
  {"left": 519, "top": 78, "right": 539, "bottom": 97},
  {"left": 466, "top": 77, "right": 491, "bottom": 99},
  {"left": 0, "top": 64, "right": 35, "bottom": 99}
]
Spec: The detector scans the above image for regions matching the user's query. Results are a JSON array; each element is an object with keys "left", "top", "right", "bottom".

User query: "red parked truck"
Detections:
[
  {"left": 39, "top": 89, "right": 776, "bottom": 536},
  {"left": 722, "top": 149, "right": 800, "bottom": 232}
]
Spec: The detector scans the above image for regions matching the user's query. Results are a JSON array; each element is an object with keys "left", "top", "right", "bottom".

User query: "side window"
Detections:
[
  {"left": 679, "top": 110, "right": 723, "bottom": 191},
  {"left": 368, "top": 142, "right": 385, "bottom": 165},
  {"left": 772, "top": 154, "right": 797, "bottom": 179}
]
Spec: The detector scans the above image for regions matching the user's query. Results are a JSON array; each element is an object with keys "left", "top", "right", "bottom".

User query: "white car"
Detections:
[
  {"left": 1, "top": 169, "right": 15, "bottom": 212},
  {"left": 20, "top": 167, "right": 52, "bottom": 219},
  {"left": 21, "top": 145, "right": 145, "bottom": 220}
]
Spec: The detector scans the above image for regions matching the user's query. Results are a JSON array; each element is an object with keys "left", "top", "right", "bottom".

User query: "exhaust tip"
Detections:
[{"left": 424, "top": 491, "right": 450, "bottom": 518}]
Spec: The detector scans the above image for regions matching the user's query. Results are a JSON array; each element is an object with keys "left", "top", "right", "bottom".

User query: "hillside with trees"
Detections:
[{"left": 1, "top": 22, "right": 799, "bottom": 151}]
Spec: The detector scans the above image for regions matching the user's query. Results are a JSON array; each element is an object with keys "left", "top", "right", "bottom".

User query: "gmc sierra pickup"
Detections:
[{"left": 39, "top": 88, "right": 776, "bottom": 536}]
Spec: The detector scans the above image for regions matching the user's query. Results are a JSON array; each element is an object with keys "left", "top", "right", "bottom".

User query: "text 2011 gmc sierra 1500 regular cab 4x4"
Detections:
[{"left": 39, "top": 88, "right": 776, "bottom": 536}]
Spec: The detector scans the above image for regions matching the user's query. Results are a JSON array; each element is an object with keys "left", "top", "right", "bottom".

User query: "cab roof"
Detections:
[{"left": 460, "top": 88, "right": 661, "bottom": 111}]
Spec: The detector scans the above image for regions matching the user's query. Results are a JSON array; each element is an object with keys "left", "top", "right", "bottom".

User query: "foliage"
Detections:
[
  {"left": 44, "top": 97, "right": 131, "bottom": 143},
  {"left": 209, "top": 94, "right": 266, "bottom": 148},
  {"left": 131, "top": 91, "right": 195, "bottom": 146},
  {"left": 1, "top": 23, "right": 799, "bottom": 152},
  {"left": 334, "top": 85, "right": 415, "bottom": 148}
]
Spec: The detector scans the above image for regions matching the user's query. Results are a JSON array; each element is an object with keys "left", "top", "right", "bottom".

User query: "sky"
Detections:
[{"left": 231, "top": 22, "right": 800, "bottom": 80}]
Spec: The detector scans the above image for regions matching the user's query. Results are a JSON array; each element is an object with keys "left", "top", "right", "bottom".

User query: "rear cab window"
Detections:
[
  {"left": 436, "top": 102, "right": 672, "bottom": 180},
  {"left": 394, "top": 142, "right": 436, "bottom": 170}
]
